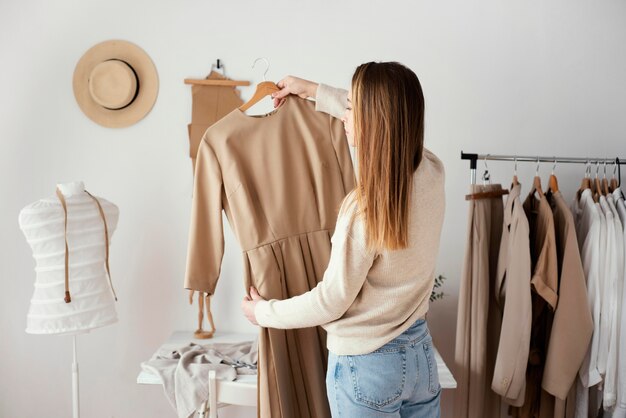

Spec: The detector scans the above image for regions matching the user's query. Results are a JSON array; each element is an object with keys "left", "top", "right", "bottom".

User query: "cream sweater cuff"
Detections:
[
  {"left": 254, "top": 300, "right": 275, "bottom": 328},
  {"left": 315, "top": 83, "right": 348, "bottom": 120}
]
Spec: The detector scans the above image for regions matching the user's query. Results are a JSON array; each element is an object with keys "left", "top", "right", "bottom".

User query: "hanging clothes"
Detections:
[
  {"left": 612, "top": 188, "right": 626, "bottom": 417},
  {"left": 604, "top": 194, "right": 624, "bottom": 409},
  {"left": 543, "top": 190, "right": 593, "bottom": 418},
  {"left": 187, "top": 71, "right": 244, "bottom": 175},
  {"left": 597, "top": 195, "right": 616, "bottom": 381},
  {"left": 572, "top": 189, "right": 604, "bottom": 417},
  {"left": 185, "top": 95, "right": 355, "bottom": 418},
  {"left": 509, "top": 192, "right": 559, "bottom": 418},
  {"left": 491, "top": 183, "right": 532, "bottom": 407},
  {"left": 454, "top": 183, "right": 504, "bottom": 418}
]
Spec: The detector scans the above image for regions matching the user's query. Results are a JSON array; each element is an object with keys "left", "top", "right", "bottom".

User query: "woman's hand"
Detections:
[
  {"left": 241, "top": 287, "right": 266, "bottom": 326},
  {"left": 272, "top": 76, "right": 319, "bottom": 108}
]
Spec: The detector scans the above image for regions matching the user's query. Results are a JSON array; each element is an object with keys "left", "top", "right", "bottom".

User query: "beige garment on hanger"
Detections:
[
  {"left": 188, "top": 71, "right": 243, "bottom": 174},
  {"left": 492, "top": 183, "right": 532, "bottom": 407},
  {"left": 543, "top": 191, "right": 593, "bottom": 418},
  {"left": 454, "top": 184, "right": 504, "bottom": 418},
  {"left": 185, "top": 96, "right": 354, "bottom": 418},
  {"left": 509, "top": 192, "right": 559, "bottom": 418}
]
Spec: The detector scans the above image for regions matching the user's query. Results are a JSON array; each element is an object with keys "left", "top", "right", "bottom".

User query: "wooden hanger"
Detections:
[
  {"left": 610, "top": 177, "right": 619, "bottom": 193},
  {"left": 592, "top": 162, "right": 602, "bottom": 202},
  {"left": 239, "top": 57, "right": 281, "bottom": 112},
  {"left": 602, "top": 178, "right": 610, "bottom": 196},
  {"left": 185, "top": 78, "right": 250, "bottom": 87},
  {"left": 511, "top": 157, "right": 520, "bottom": 188},
  {"left": 601, "top": 161, "right": 610, "bottom": 196},
  {"left": 529, "top": 158, "right": 544, "bottom": 199},
  {"left": 610, "top": 161, "right": 619, "bottom": 192},
  {"left": 239, "top": 81, "right": 280, "bottom": 112},
  {"left": 465, "top": 189, "right": 509, "bottom": 200},
  {"left": 185, "top": 60, "right": 251, "bottom": 87},
  {"left": 548, "top": 159, "right": 559, "bottom": 193},
  {"left": 548, "top": 175, "right": 559, "bottom": 193},
  {"left": 531, "top": 175, "right": 545, "bottom": 198},
  {"left": 465, "top": 156, "right": 509, "bottom": 200}
]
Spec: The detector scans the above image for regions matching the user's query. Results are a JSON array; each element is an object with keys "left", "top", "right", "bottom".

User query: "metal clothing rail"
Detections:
[{"left": 461, "top": 151, "right": 625, "bottom": 185}]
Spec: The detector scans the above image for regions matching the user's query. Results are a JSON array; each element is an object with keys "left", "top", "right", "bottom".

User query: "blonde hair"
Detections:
[{"left": 344, "top": 61, "right": 425, "bottom": 251}]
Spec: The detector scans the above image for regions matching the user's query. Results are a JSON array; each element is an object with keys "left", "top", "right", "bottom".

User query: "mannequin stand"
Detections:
[{"left": 72, "top": 335, "right": 80, "bottom": 418}]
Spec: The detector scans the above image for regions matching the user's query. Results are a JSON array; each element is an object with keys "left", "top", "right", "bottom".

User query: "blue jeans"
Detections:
[{"left": 326, "top": 319, "right": 441, "bottom": 417}]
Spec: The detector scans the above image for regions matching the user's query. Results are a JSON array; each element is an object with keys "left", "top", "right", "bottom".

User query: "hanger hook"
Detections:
[
  {"left": 604, "top": 160, "right": 608, "bottom": 178},
  {"left": 586, "top": 160, "right": 591, "bottom": 178},
  {"left": 536, "top": 157, "right": 540, "bottom": 176},
  {"left": 252, "top": 57, "right": 270, "bottom": 81},
  {"left": 552, "top": 158, "right": 557, "bottom": 175},
  {"left": 514, "top": 157, "right": 518, "bottom": 176},
  {"left": 614, "top": 159, "right": 618, "bottom": 176},
  {"left": 595, "top": 160, "right": 600, "bottom": 178},
  {"left": 482, "top": 154, "right": 490, "bottom": 184}
]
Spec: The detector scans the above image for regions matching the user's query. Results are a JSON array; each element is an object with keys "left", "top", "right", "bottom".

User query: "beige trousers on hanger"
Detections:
[{"left": 454, "top": 184, "right": 504, "bottom": 418}]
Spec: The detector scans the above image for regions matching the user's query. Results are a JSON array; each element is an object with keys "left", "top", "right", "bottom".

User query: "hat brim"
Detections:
[{"left": 73, "top": 40, "right": 159, "bottom": 128}]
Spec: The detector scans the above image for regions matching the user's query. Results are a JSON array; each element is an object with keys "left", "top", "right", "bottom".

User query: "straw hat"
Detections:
[{"left": 73, "top": 40, "right": 158, "bottom": 128}]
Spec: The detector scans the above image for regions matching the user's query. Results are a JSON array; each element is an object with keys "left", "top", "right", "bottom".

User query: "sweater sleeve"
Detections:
[
  {"left": 255, "top": 197, "right": 376, "bottom": 329},
  {"left": 315, "top": 83, "right": 348, "bottom": 119},
  {"left": 184, "top": 137, "right": 225, "bottom": 295}
]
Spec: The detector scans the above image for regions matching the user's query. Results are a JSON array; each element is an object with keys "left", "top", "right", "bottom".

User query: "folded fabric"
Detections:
[{"left": 141, "top": 340, "right": 258, "bottom": 418}]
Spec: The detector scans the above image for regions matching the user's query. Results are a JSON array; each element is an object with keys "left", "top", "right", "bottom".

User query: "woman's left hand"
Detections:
[{"left": 241, "top": 287, "right": 266, "bottom": 326}]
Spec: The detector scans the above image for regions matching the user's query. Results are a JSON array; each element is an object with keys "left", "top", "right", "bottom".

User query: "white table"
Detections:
[{"left": 138, "top": 331, "right": 456, "bottom": 416}]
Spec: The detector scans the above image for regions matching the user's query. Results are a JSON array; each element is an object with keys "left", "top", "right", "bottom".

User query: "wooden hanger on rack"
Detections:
[
  {"left": 239, "top": 58, "right": 280, "bottom": 112},
  {"left": 529, "top": 158, "right": 545, "bottom": 198},
  {"left": 548, "top": 159, "right": 559, "bottom": 193},
  {"left": 511, "top": 157, "right": 520, "bottom": 187},
  {"left": 465, "top": 155, "right": 509, "bottom": 200},
  {"left": 610, "top": 160, "right": 619, "bottom": 192},
  {"left": 592, "top": 161, "right": 602, "bottom": 202},
  {"left": 601, "top": 161, "right": 610, "bottom": 196},
  {"left": 184, "top": 60, "right": 251, "bottom": 87}
]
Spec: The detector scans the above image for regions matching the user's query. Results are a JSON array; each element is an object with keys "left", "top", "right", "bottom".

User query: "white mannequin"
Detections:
[{"left": 19, "top": 181, "right": 120, "bottom": 335}]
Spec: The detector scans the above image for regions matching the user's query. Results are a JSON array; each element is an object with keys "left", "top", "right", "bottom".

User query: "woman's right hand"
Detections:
[{"left": 272, "top": 76, "right": 319, "bottom": 108}]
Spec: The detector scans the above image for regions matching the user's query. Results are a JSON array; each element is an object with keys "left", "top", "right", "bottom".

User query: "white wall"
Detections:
[{"left": 2, "top": 1, "right": 626, "bottom": 417}]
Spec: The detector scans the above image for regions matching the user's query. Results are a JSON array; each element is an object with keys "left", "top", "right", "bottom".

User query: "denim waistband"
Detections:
[
  {"left": 408, "top": 317, "right": 426, "bottom": 330},
  {"left": 399, "top": 318, "right": 429, "bottom": 341},
  {"left": 378, "top": 318, "right": 430, "bottom": 348}
]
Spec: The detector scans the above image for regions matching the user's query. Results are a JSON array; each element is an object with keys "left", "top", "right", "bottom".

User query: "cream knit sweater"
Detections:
[{"left": 254, "top": 84, "right": 445, "bottom": 355}]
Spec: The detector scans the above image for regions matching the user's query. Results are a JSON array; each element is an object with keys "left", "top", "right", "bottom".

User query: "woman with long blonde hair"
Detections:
[{"left": 242, "top": 61, "right": 445, "bottom": 417}]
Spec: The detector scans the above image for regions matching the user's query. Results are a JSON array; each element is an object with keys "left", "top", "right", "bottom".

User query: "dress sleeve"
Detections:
[
  {"left": 184, "top": 138, "right": 225, "bottom": 295},
  {"left": 255, "top": 198, "right": 376, "bottom": 329},
  {"left": 315, "top": 83, "right": 349, "bottom": 119}
]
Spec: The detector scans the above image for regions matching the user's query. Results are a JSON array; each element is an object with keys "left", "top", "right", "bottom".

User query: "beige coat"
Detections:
[
  {"left": 492, "top": 183, "right": 532, "bottom": 407},
  {"left": 509, "top": 192, "right": 559, "bottom": 418},
  {"left": 544, "top": 191, "right": 593, "bottom": 417}
]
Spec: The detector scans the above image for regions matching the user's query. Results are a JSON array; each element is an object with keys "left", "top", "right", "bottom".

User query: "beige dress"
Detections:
[{"left": 185, "top": 95, "right": 354, "bottom": 418}]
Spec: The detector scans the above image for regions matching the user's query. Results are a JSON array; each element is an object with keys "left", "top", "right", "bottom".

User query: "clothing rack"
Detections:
[{"left": 461, "top": 151, "right": 625, "bottom": 186}]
